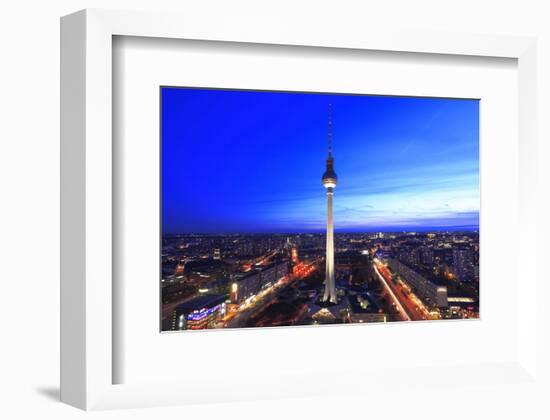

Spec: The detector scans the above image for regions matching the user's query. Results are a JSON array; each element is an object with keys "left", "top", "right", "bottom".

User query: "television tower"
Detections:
[{"left": 322, "top": 104, "right": 338, "bottom": 303}]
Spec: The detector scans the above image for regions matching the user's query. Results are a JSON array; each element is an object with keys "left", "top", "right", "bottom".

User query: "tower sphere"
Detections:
[{"left": 322, "top": 159, "right": 338, "bottom": 189}]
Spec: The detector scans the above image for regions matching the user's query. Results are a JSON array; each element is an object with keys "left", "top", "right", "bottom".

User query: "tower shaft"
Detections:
[{"left": 323, "top": 189, "right": 337, "bottom": 303}]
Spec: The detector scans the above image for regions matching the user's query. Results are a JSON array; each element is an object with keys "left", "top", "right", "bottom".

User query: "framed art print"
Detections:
[
  {"left": 60, "top": 8, "right": 547, "bottom": 413},
  {"left": 110, "top": 33, "right": 526, "bottom": 395}
]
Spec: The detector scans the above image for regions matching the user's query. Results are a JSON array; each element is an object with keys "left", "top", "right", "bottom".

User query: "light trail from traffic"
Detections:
[
  {"left": 372, "top": 259, "right": 411, "bottom": 321},
  {"left": 373, "top": 258, "right": 439, "bottom": 321}
]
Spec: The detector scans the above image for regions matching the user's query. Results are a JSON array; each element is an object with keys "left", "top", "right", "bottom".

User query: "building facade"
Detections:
[
  {"left": 388, "top": 258, "right": 448, "bottom": 308},
  {"left": 452, "top": 248, "right": 474, "bottom": 282},
  {"left": 231, "top": 260, "right": 289, "bottom": 304},
  {"left": 171, "top": 294, "right": 227, "bottom": 330}
]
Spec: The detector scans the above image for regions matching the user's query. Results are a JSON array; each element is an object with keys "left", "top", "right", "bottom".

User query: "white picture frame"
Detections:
[{"left": 60, "top": 8, "right": 546, "bottom": 412}]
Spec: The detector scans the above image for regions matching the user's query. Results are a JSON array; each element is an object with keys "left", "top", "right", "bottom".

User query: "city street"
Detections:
[{"left": 372, "top": 258, "right": 428, "bottom": 321}]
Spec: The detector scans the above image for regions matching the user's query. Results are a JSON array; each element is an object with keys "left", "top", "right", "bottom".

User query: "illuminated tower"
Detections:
[{"left": 322, "top": 105, "right": 338, "bottom": 303}]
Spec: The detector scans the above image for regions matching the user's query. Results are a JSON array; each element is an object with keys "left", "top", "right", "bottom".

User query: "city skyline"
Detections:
[
  {"left": 162, "top": 88, "right": 479, "bottom": 234},
  {"left": 162, "top": 231, "right": 480, "bottom": 330}
]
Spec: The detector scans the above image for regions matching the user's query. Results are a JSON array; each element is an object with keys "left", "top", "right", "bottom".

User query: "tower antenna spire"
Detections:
[{"left": 328, "top": 103, "right": 333, "bottom": 157}]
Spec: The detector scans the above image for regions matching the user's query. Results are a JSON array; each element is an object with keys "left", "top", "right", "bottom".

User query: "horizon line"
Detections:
[{"left": 163, "top": 227, "right": 479, "bottom": 235}]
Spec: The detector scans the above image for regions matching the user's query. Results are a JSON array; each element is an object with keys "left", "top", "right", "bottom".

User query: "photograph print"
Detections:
[{"left": 161, "top": 87, "right": 480, "bottom": 331}]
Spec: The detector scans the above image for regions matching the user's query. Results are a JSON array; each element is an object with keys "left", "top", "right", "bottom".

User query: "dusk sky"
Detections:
[{"left": 161, "top": 88, "right": 479, "bottom": 233}]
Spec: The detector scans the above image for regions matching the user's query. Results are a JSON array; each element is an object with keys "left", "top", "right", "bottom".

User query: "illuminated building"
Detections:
[
  {"left": 321, "top": 105, "right": 338, "bottom": 303},
  {"left": 447, "top": 296, "right": 476, "bottom": 310},
  {"left": 387, "top": 258, "right": 448, "bottom": 308},
  {"left": 231, "top": 271, "right": 260, "bottom": 304},
  {"left": 312, "top": 308, "right": 337, "bottom": 324},
  {"left": 231, "top": 261, "right": 289, "bottom": 304},
  {"left": 291, "top": 247, "right": 298, "bottom": 264},
  {"left": 213, "top": 248, "right": 221, "bottom": 260},
  {"left": 397, "top": 246, "right": 420, "bottom": 267},
  {"left": 421, "top": 247, "right": 434, "bottom": 266},
  {"left": 230, "top": 281, "right": 238, "bottom": 303},
  {"left": 348, "top": 294, "right": 387, "bottom": 323},
  {"left": 452, "top": 248, "right": 473, "bottom": 282},
  {"left": 256, "top": 261, "right": 288, "bottom": 290},
  {"left": 171, "top": 294, "right": 226, "bottom": 330}
]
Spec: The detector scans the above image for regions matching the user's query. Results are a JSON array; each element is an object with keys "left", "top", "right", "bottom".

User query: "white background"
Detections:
[{"left": 1, "top": 1, "right": 549, "bottom": 419}]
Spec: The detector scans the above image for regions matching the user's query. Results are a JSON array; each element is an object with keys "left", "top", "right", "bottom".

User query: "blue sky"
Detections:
[{"left": 162, "top": 88, "right": 479, "bottom": 233}]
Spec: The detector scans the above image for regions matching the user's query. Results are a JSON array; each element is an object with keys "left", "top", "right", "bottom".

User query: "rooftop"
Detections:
[{"left": 348, "top": 294, "right": 380, "bottom": 314}]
